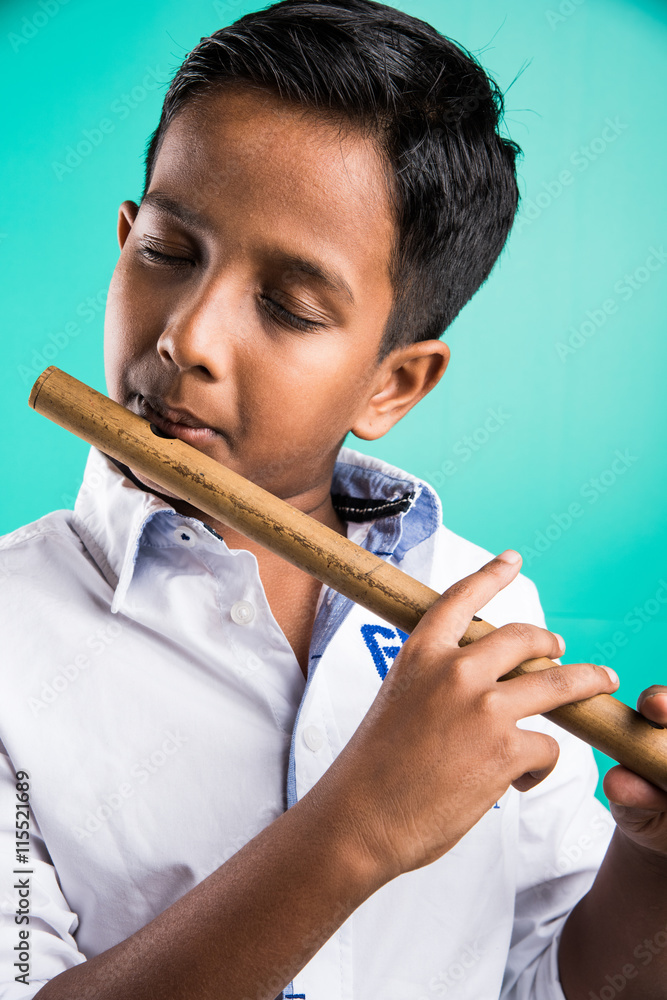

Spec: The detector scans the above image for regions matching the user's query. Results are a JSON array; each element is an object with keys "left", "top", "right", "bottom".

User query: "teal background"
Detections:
[{"left": 1, "top": 0, "right": 666, "bottom": 804}]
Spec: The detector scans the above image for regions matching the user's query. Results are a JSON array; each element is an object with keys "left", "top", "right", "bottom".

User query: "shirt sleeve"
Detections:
[
  {"left": 496, "top": 578, "right": 616, "bottom": 1000},
  {"left": 0, "top": 750, "right": 86, "bottom": 999}
]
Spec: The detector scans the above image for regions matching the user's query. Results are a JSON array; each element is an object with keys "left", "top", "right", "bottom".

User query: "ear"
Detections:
[
  {"left": 351, "top": 339, "right": 450, "bottom": 441},
  {"left": 117, "top": 200, "right": 140, "bottom": 250}
]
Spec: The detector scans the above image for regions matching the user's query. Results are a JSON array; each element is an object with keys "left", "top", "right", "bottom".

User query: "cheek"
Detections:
[
  {"left": 103, "top": 270, "right": 128, "bottom": 397},
  {"left": 104, "top": 260, "right": 163, "bottom": 391},
  {"left": 254, "top": 342, "right": 372, "bottom": 432}
]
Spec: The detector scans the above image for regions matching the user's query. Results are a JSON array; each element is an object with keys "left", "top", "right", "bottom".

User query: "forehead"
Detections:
[{"left": 147, "top": 85, "right": 396, "bottom": 290}]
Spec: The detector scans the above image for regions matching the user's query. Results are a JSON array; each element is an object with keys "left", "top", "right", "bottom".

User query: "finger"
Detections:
[
  {"left": 510, "top": 730, "right": 560, "bottom": 792},
  {"left": 637, "top": 686, "right": 667, "bottom": 726},
  {"left": 456, "top": 621, "right": 565, "bottom": 682},
  {"left": 604, "top": 764, "right": 667, "bottom": 813},
  {"left": 497, "top": 662, "right": 618, "bottom": 721},
  {"left": 409, "top": 550, "right": 523, "bottom": 649}
]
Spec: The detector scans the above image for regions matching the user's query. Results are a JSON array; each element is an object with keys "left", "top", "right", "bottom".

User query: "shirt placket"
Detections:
[{"left": 282, "top": 512, "right": 406, "bottom": 1000}]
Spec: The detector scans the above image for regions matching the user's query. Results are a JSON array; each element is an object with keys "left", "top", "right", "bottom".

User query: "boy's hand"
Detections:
[
  {"left": 324, "top": 551, "right": 619, "bottom": 884},
  {"left": 603, "top": 687, "right": 667, "bottom": 860}
]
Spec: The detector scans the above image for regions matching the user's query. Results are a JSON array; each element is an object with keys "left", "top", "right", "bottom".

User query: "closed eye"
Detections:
[
  {"left": 136, "top": 238, "right": 323, "bottom": 331},
  {"left": 137, "top": 238, "right": 196, "bottom": 268},
  {"left": 258, "top": 295, "right": 323, "bottom": 332}
]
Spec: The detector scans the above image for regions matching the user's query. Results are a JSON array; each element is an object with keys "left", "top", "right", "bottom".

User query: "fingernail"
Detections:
[
  {"left": 553, "top": 633, "right": 566, "bottom": 655},
  {"left": 602, "top": 666, "right": 619, "bottom": 685},
  {"left": 497, "top": 549, "right": 521, "bottom": 565}
]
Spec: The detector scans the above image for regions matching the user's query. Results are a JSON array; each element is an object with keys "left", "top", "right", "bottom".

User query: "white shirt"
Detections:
[{"left": 0, "top": 444, "right": 615, "bottom": 1000}]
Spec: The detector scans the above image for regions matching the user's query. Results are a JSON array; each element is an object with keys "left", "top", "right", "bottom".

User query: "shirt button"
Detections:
[
  {"left": 173, "top": 525, "right": 195, "bottom": 546},
  {"left": 302, "top": 724, "right": 324, "bottom": 752},
  {"left": 230, "top": 600, "right": 255, "bottom": 626}
]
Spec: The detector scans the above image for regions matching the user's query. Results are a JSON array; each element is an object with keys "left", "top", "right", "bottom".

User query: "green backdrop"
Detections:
[{"left": 2, "top": 0, "right": 666, "bottom": 803}]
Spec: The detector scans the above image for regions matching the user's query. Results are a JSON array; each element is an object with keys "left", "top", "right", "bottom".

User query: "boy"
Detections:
[{"left": 2, "top": 1, "right": 667, "bottom": 998}]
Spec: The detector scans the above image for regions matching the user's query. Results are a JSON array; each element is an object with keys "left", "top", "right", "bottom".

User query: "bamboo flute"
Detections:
[{"left": 28, "top": 365, "right": 667, "bottom": 792}]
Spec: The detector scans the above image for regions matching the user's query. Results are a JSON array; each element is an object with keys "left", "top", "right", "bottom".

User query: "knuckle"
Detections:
[
  {"left": 545, "top": 734, "right": 560, "bottom": 763},
  {"left": 543, "top": 666, "right": 574, "bottom": 699},
  {"left": 535, "top": 734, "right": 561, "bottom": 775},
  {"left": 478, "top": 688, "right": 501, "bottom": 719},
  {"left": 445, "top": 652, "right": 470, "bottom": 683},
  {"left": 534, "top": 731, "right": 560, "bottom": 765},
  {"left": 402, "top": 633, "right": 439, "bottom": 663},
  {"left": 512, "top": 733, "right": 560, "bottom": 790},
  {"left": 443, "top": 579, "right": 475, "bottom": 603},
  {"left": 501, "top": 621, "right": 535, "bottom": 647}
]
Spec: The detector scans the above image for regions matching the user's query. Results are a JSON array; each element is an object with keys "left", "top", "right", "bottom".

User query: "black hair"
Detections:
[{"left": 142, "top": 0, "right": 522, "bottom": 361}]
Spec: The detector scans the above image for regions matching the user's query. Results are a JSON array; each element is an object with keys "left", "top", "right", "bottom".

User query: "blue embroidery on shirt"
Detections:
[{"left": 361, "top": 623, "right": 409, "bottom": 680}]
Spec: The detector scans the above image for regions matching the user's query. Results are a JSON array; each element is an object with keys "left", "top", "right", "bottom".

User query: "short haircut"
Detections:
[{"left": 142, "top": 0, "right": 522, "bottom": 361}]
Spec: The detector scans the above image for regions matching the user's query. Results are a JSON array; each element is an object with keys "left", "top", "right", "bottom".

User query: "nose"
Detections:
[{"left": 156, "top": 283, "right": 235, "bottom": 378}]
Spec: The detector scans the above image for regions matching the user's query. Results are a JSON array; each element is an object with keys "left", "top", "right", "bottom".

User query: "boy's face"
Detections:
[{"left": 105, "top": 85, "right": 448, "bottom": 505}]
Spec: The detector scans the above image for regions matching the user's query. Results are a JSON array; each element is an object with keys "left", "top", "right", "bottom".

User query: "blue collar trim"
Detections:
[{"left": 329, "top": 453, "right": 441, "bottom": 561}]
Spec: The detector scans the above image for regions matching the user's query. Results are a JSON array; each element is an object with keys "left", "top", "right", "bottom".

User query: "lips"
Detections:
[{"left": 137, "top": 394, "right": 223, "bottom": 442}]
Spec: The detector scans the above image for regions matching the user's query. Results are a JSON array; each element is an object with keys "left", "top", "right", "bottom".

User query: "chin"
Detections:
[{"left": 131, "top": 469, "right": 181, "bottom": 502}]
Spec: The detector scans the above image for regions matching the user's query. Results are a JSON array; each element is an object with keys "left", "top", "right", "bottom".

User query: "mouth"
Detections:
[{"left": 136, "top": 394, "right": 223, "bottom": 444}]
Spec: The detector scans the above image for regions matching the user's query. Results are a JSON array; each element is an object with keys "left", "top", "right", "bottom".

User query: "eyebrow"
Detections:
[
  {"left": 270, "top": 253, "right": 355, "bottom": 305},
  {"left": 141, "top": 191, "right": 212, "bottom": 233},
  {"left": 140, "top": 191, "right": 355, "bottom": 305}
]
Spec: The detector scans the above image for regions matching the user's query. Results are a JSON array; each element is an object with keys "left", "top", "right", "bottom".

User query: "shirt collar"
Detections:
[
  {"left": 73, "top": 445, "right": 442, "bottom": 615},
  {"left": 331, "top": 445, "right": 442, "bottom": 561}
]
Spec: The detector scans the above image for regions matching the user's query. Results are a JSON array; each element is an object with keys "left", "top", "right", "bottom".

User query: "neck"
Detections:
[
  {"left": 172, "top": 490, "right": 348, "bottom": 548},
  {"left": 108, "top": 456, "right": 349, "bottom": 546}
]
